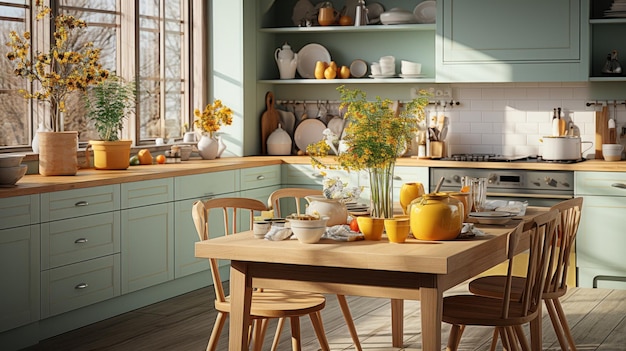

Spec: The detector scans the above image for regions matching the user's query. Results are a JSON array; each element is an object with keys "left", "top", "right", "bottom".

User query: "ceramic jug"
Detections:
[
  {"left": 305, "top": 195, "right": 348, "bottom": 226},
  {"left": 275, "top": 43, "right": 298, "bottom": 79},
  {"left": 408, "top": 193, "right": 463, "bottom": 241},
  {"left": 399, "top": 182, "right": 425, "bottom": 215}
]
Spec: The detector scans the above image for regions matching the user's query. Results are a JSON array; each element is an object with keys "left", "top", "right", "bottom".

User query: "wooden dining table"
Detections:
[{"left": 195, "top": 208, "right": 546, "bottom": 350}]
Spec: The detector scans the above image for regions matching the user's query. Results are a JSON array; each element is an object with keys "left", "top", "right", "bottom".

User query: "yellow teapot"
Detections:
[{"left": 408, "top": 193, "right": 463, "bottom": 241}]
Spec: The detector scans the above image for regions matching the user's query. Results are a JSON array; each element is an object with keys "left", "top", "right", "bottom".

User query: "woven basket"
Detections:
[{"left": 38, "top": 131, "right": 78, "bottom": 176}]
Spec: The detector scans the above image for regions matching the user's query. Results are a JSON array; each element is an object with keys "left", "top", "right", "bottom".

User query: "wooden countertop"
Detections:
[{"left": 2, "top": 156, "right": 625, "bottom": 199}]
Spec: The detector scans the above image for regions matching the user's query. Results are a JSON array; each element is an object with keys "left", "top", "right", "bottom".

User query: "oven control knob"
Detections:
[
  {"left": 561, "top": 181, "right": 570, "bottom": 188},
  {"left": 533, "top": 181, "right": 541, "bottom": 187},
  {"left": 544, "top": 177, "right": 557, "bottom": 187},
  {"left": 452, "top": 175, "right": 461, "bottom": 183},
  {"left": 488, "top": 174, "right": 497, "bottom": 184}
]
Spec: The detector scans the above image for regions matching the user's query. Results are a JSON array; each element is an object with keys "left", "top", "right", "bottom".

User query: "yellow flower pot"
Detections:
[
  {"left": 409, "top": 193, "right": 463, "bottom": 241},
  {"left": 357, "top": 216, "right": 384, "bottom": 241},
  {"left": 384, "top": 217, "right": 410, "bottom": 243}
]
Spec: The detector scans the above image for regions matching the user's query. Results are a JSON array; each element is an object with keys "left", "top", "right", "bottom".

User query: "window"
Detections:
[{"left": 0, "top": 0, "right": 206, "bottom": 150}]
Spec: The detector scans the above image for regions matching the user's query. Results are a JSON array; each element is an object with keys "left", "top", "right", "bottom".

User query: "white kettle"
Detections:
[{"left": 275, "top": 43, "right": 298, "bottom": 79}]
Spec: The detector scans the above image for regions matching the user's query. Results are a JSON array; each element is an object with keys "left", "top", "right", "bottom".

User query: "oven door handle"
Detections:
[
  {"left": 611, "top": 183, "right": 626, "bottom": 190},
  {"left": 486, "top": 192, "right": 572, "bottom": 200}
]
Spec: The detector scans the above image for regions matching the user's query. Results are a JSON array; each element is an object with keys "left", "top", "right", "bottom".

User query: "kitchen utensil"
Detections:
[
  {"left": 595, "top": 106, "right": 609, "bottom": 159},
  {"left": 296, "top": 43, "right": 331, "bottom": 79},
  {"left": 541, "top": 136, "right": 593, "bottom": 161},
  {"left": 434, "top": 176, "right": 445, "bottom": 193},
  {"left": 609, "top": 102, "right": 617, "bottom": 144},
  {"left": 260, "top": 91, "right": 280, "bottom": 155},
  {"left": 277, "top": 108, "right": 296, "bottom": 138},
  {"left": 318, "top": 5, "right": 338, "bottom": 26}
]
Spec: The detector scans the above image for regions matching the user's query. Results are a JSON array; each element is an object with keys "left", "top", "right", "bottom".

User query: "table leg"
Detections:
[
  {"left": 391, "top": 299, "right": 404, "bottom": 348},
  {"left": 420, "top": 287, "right": 442, "bottom": 351},
  {"left": 230, "top": 261, "right": 253, "bottom": 351}
]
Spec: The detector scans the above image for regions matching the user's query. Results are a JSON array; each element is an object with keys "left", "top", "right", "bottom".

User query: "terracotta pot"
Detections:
[
  {"left": 38, "top": 131, "right": 78, "bottom": 176},
  {"left": 89, "top": 140, "right": 132, "bottom": 170},
  {"left": 409, "top": 193, "right": 463, "bottom": 241}
]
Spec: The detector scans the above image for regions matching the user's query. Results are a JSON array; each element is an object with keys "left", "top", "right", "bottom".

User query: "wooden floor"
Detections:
[{"left": 21, "top": 281, "right": 626, "bottom": 351}]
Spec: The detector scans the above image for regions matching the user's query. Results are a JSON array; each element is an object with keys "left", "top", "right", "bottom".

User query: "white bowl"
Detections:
[
  {"left": 0, "top": 154, "right": 25, "bottom": 168},
  {"left": 287, "top": 215, "right": 329, "bottom": 228},
  {"left": 0, "top": 164, "right": 27, "bottom": 186},
  {"left": 380, "top": 8, "right": 418, "bottom": 25},
  {"left": 349, "top": 59, "right": 368, "bottom": 78},
  {"left": 401, "top": 60, "right": 422, "bottom": 74},
  {"left": 602, "top": 143, "right": 624, "bottom": 161},
  {"left": 290, "top": 226, "right": 326, "bottom": 244}
]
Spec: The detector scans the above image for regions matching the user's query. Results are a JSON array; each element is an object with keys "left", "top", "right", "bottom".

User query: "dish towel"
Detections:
[
  {"left": 264, "top": 224, "right": 364, "bottom": 241},
  {"left": 458, "top": 223, "right": 486, "bottom": 239}
]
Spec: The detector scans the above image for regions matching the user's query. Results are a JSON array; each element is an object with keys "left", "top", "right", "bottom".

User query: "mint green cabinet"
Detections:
[
  {"left": 575, "top": 171, "right": 626, "bottom": 289},
  {"left": 0, "top": 225, "right": 40, "bottom": 333},
  {"left": 437, "top": 0, "right": 586, "bottom": 82}
]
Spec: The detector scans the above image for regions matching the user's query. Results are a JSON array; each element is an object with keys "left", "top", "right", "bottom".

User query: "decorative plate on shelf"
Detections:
[
  {"left": 294, "top": 118, "right": 326, "bottom": 151},
  {"left": 296, "top": 43, "right": 331, "bottom": 79},
  {"left": 414, "top": 1, "right": 436, "bottom": 24}
]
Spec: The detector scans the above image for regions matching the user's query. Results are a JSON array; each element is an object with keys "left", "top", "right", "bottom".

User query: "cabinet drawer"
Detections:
[
  {"left": 575, "top": 171, "right": 626, "bottom": 196},
  {"left": 121, "top": 178, "right": 173, "bottom": 209},
  {"left": 41, "top": 185, "right": 121, "bottom": 222},
  {"left": 175, "top": 170, "right": 238, "bottom": 200},
  {"left": 240, "top": 165, "right": 281, "bottom": 190},
  {"left": 41, "top": 212, "right": 121, "bottom": 269},
  {"left": 41, "top": 254, "right": 121, "bottom": 318},
  {"left": 0, "top": 194, "right": 39, "bottom": 230}
]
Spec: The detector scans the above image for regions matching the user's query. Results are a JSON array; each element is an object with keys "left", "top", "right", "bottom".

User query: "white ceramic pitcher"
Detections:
[{"left": 275, "top": 43, "right": 298, "bottom": 79}]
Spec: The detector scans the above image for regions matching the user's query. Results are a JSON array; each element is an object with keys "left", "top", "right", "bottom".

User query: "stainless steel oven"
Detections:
[{"left": 430, "top": 167, "right": 574, "bottom": 207}]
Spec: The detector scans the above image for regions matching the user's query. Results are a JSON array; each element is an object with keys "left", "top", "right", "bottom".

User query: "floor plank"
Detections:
[{"left": 20, "top": 282, "right": 625, "bottom": 351}]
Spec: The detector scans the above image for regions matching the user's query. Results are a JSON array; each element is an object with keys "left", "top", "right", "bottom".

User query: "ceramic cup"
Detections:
[
  {"left": 357, "top": 216, "right": 385, "bottom": 241},
  {"left": 253, "top": 221, "right": 271, "bottom": 239},
  {"left": 384, "top": 217, "right": 410, "bottom": 243},
  {"left": 370, "top": 62, "right": 382, "bottom": 76},
  {"left": 183, "top": 132, "right": 196, "bottom": 143},
  {"left": 401, "top": 60, "right": 422, "bottom": 75}
]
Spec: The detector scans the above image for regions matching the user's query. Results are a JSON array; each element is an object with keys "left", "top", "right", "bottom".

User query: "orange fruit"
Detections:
[
  {"left": 137, "top": 149, "right": 153, "bottom": 165},
  {"left": 156, "top": 154, "right": 166, "bottom": 164},
  {"left": 349, "top": 218, "right": 360, "bottom": 232}
]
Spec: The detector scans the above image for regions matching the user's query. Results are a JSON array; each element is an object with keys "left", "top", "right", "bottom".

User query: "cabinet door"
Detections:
[
  {"left": 121, "top": 203, "right": 174, "bottom": 293},
  {"left": 174, "top": 198, "right": 211, "bottom": 278},
  {"left": 438, "top": 0, "right": 584, "bottom": 82},
  {"left": 41, "top": 185, "right": 120, "bottom": 222},
  {"left": 0, "top": 225, "right": 40, "bottom": 332}
]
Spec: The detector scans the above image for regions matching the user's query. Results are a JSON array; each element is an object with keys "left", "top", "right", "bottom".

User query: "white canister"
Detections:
[
  {"left": 541, "top": 136, "right": 593, "bottom": 161},
  {"left": 267, "top": 124, "right": 292, "bottom": 155}
]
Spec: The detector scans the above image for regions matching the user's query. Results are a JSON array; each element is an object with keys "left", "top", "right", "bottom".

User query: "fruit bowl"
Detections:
[{"left": 0, "top": 164, "right": 28, "bottom": 186}]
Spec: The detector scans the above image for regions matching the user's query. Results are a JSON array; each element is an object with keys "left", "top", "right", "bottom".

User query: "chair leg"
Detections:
[
  {"left": 498, "top": 327, "right": 511, "bottom": 350},
  {"left": 206, "top": 312, "right": 227, "bottom": 351},
  {"left": 546, "top": 298, "right": 570, "bottom": 350},
  {"left": 252, "top": 319, "right": 269, "bottom": 351},
  {"left": 271, "top": 317, "right": 286, "bottom": 351},
  {"left": 337, "top": 294, "right": 362, "bottom": 351},
  {"left": 310, "top": 311, "right": 330, "bottom": 351},
  {"left": 446, "top": 324, "right": 462, "bottom": 351},
  {"left": 514, "top": 325, "right": 530, "bottom": 351},
  {"left": 289, "top": 316, "right": 302, "bottom": 351},
  {"left": 505, "top": 326, "right": 520, "bottom": 351},
  {"left": 553, "top": 298, "right": 577, "bottom": 351},
  {"left": 485, "top": 327, "right": 497, "bottom": 351}
]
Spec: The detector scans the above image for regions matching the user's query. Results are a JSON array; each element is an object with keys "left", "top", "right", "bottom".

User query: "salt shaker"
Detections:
[{"left": 354, "top": 0, "right": 368, "bottom": 26}]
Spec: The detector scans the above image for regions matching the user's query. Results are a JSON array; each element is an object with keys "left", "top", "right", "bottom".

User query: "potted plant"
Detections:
[
  {"left": 5, "top": 2, "right": 109, "bottom": 175},
  {"left": 308, "top": 85, "right": 430, "bottom": 219},
  {"left": 84, "top": 74, "right": 135, "bottom": 170}
]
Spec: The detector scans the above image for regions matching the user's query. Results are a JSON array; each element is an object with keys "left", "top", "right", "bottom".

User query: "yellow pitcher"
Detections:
[
  {"left": 409, "top": 193, "right": 463, "bottom": 241},
  {"left": 399, "top": 182, "right": 425, "bottom": 215}
]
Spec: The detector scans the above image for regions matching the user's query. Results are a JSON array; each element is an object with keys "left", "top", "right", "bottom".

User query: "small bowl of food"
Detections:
[{"left": 286, "top": 214, "right": 328, "bottom": 244}]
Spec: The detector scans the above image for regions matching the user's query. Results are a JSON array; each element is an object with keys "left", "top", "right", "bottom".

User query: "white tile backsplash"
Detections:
[{"left": 444, "top": 83, "right": 623, "bottom": 159}]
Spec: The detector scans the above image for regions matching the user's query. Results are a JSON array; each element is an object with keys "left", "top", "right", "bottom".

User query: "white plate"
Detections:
[
  {"left": 349, "top": 59, "right": 368, "bottom": 78},
  {"left": 294, "top": 118, "right": 326, "bottom": 151},
  {"left": 296, "top": 43, "right": 331, "bottom": 79},
  {"left": 469, "top": 211, "right": 512, "bottom": 218},
  {"left": 414, "top": 1, "right": 436, "bottom": 24},
  {"left": 366, "top": 2, "right": 385, "bottom": 24},
  {"left": 369, "top": 74, "right": 397, "bottom": 79},
  {"left": 399, "top": 73, "right": 426, "bottom": 78}
]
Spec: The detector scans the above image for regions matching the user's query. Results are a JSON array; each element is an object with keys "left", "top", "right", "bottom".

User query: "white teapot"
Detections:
[{"left": 275, "top": 42, "right": 298, "bottom": 79}]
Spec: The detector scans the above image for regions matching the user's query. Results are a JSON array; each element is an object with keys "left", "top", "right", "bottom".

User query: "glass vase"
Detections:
[{"left": 368, "top": 161, "right": 395, "bottom": 218}]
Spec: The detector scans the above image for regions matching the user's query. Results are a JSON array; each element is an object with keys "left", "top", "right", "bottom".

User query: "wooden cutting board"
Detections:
[
  {"left": 260, "top": 91, "right": 279, "bottom": 155},
  {"left": 595, "top": 106, "right": 609, "bottom": 159}
]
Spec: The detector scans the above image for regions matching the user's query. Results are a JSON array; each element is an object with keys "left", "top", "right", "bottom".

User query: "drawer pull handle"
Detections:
[
  {"left": 75, "top": 283, "right": 88, "bottom": 290},
  {"left": 611, "top": 183, "right": 626, "bottom": 189},
  {"left": 74, "top": 238, "right": 88, "bottom": 244},
  {"left": 256, "top": 175, "right": 265, "bottom": 180},
  {"left": 75, "top": 201, "right": 89, "bottom": 207}
]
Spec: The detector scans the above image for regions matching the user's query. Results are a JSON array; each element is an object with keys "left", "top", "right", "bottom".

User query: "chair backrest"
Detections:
[
  {"left": 267, "top": 187, "right": 323, "bottom": 217},
  {"left": 191, "top": 197, "right": 268, "bottom": 304},
  {"left": 546, "top": 197, "right": 583, "bottom": 293},
  {"left": 515, "top": 208, "right": 559, "bottom": 317}
]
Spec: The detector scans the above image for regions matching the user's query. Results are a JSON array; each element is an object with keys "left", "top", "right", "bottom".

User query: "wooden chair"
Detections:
[
  {"left": 191, "top": 197, "right": 330, "bottom": 351},
  {"left": 268, "top": 188, "right": 363, "bottom": 351},
  {"left": 443, "top": 209, "right": 560, "bottom": 351},
  {"left": 468, "top": 198, "right": 583, "bottom": 350}
]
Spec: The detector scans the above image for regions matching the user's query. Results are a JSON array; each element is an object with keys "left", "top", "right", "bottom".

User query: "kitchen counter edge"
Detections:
[{"left": 2, "top": 156, "right": 624, "bottom": 198}]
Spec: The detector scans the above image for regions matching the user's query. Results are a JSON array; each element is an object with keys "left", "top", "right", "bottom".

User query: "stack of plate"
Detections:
[
  {"left": 604, "top": 0, "right": 626, "bottom": 17},
  {"left": 468, "top": 211, "right": 514, "bottom": 225}
]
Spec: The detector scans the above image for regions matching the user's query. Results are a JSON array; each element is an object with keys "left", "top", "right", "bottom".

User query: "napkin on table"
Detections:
[{"left": 264, "top": 224, "right": 364, "bottom": 241}]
